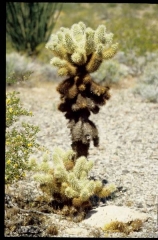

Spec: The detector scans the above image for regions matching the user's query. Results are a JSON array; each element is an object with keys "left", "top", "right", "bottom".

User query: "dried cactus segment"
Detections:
[
  {"left": 82, "top": 120, "right": 99, "bottom": 146},
  {"left": 71, "top": 141, "right": 90, "bottom": 158},
  {"left": 90, "top": 80, "right": 106, "bottom": 96},
  {"left": 78, "top": 84, "right": 86, "bottom": 92},
  {"left": 98, "top": 184, "right": 116, "bottom": 198},
  {"left": 72, "top": 94, "right": 87, "bottom": 111},
  {"left": 67, "top": 83, "right": 78, "bottom": 99},
  {"left": 71, "top": 119, "right": 83, "bottom": 142},
  {"left": 58, "top": 101, "right": 71, "bottom": 113},
  {"left": 86, "top": 97, "right": 100, "bottom": 114},
  {"left": 64, "top": 160, "right": 75, "bottom": 171},
  {"left": 72, "top": 197, "right": 83, "bottom": 207},
  {"left": 56, "top": 78, "right": 74, "bottom": 95},
  {"left": 83, "top": 74, "right": 92, "bottom": 85}
]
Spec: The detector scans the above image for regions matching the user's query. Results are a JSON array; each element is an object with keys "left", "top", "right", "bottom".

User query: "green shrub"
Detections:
[
  {"left": 5, "top": 90, "right": 40, "bottom": 184},
  {"left": 6, "top": 2, "right": 62, "bottom": 56},
  {"left": 6, "top": 52, "right": 60, "bottom": 85},
  {"left": 91, "top": 59, "right": 128, "bottom": 86},
  {"left": 133, "top": 58, "right": 158, "bottom": 103}
]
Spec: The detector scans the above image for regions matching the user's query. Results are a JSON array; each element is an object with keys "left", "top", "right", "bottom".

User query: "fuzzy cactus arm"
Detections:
[
  {"left": 62, "top": 149, "right": 75, "bottom": 163},
  {"left": 63, "top": 31, "right": 76, "bottom": 54},
  {"left": 50, "top": 57, "right": 67, "bottom": 67},
  {"left": 94, "top": 24, "right": 106, "bottom": 44},
  {"left": 84, "top": 159, "right": 94, "bottom": 172},
  {"left": 33, "top": 172, "right": 54, "bottom": 184},
  {"left": 79, "top": 189, "right": 90, "bottom": 201},
  {"left": 85, "top": 27, "right": 95, "bottom": 55},
  {"left": 68, "top": 172, "right": 82, "bottom": 192},
  {"left": 40, "top": 161, "right": 51, "bottom": 173},
  {"left": 54, "top": 165, "right": 68, "bottom": 182},
  {"left": 71, "top": 50, "right": 87, "bottom": 65},
  {"left": 71, "top": 22, "right": 85, "bottom": 43},
  {"left": 98, "top": 184, "right": 116, "bottom": 198},
  {"left": 56, "top": 78, "right": 74, "bottom": 95},
  {"left": 102, "top": 43, "right": 119, "bottom": 60},
  {"left": 52, "top": 147, "right": 65, "bottom": 166},
  {"left": 65, "top": 186, "right": 79, "bottom": 198},
  {"left": 73, "top": 156, "right": 87, "bottom": 178}
]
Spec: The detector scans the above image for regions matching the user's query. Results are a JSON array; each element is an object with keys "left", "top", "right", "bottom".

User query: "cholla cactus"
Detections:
[
  {"left": 32, "top": 147, "right": 116, "bottom": 214},
  {"left": 46, "top": 22, "right": 118, "bottom": 158}
]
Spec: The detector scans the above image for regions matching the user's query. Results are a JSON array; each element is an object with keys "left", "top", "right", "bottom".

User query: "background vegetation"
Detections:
[
  {"left": 6, "top": 3, "right": 158, "bottom": 102},
  {"left": 7, "top": 3, "right": 158, "bottom": 57}
]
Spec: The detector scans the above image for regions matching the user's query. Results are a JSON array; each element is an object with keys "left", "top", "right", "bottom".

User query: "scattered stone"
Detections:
[{"left": 82, "top": 205, "right": 149, "bottom": 228}]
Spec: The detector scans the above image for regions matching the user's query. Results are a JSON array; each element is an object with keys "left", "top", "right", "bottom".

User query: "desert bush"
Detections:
[
  {"left": 5, "top": 86, "right": 40, "bottom": 184},
  {"left": 6, "top": 52, "right": 61, "bottom": 84},
  {"left": 90, "top": 59, "right": 128, "bottom": 86},
  {"left": 133, "top": 57, "right": 158, "bottom": 103},
  {"left": 115, "top": 51, "right": 158, "bottom": 77}
]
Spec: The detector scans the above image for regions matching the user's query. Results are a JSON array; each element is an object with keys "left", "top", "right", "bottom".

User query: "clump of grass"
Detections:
[
  {"left": 102, "top": 219, "right": 143, "bottom": 235},
  {"left": 46, "top": 224, "right": 59, "bottom": 235}
]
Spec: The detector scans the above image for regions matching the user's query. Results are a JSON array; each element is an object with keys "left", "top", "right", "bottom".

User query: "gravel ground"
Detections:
[{"left": 5, "top": 81, "right": 158, "bottom": 237}]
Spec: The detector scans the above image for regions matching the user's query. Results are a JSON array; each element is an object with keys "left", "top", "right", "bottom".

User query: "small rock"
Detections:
[{"left": 82, "top": 205, "right": 149, "bottom": 228}]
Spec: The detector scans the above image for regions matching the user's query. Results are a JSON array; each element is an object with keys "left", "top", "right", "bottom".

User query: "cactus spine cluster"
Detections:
[
  {"left": 46, "top": 21, "right": 118, "bottom": 158},
  {"left": 31, "top": 147, "right": 116, "bottom": 215}
]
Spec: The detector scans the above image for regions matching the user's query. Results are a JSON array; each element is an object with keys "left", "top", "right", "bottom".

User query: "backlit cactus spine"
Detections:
[{"left": 46, "top": 22, "right": 118, "bottom": 158}]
